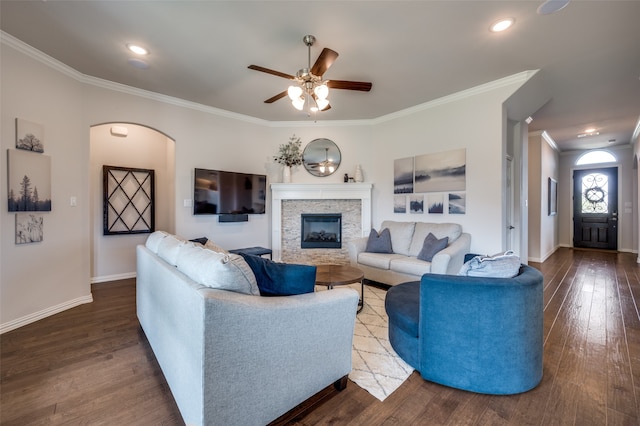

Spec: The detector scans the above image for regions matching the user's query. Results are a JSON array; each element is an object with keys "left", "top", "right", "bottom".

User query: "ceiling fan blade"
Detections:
[
  {"left": 310, "top": 48, "right": 339, "bottom": 77},
  {"left": 327, "top": 80, "right": 372, "bottom": 92},
  {"left": 248, "top": 65, "right": 295, "bottom": 80},
  {"left": 264, "top": 91, "right": 288, "bottom": 103}
]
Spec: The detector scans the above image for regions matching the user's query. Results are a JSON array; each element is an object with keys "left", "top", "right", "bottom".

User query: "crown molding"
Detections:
[
  {"left": 2, "top": 30, "right": 537, "bottom": 128},
  {"left": 372, "top": 70, "right": 538, "bottom": 125},
  {"left": 1, "top": 31, "right": 268, "bottom": 126}
]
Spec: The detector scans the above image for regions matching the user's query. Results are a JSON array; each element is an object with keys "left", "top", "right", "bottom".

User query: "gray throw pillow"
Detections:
[
  {"left": 365, "top": 228, "right": 393, "bottom": 253},
  {"left": 417, "top": 232, "right": 448, "bottom": 262}
]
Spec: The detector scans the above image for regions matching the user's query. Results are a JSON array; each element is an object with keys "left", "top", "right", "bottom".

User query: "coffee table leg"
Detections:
[{"left": 357, "top": 278, "right": 364, "bottom": 313}]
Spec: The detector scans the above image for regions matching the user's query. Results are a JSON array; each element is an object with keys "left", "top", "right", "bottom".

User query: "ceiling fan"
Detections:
[{"left": 248, "top": 35, "right": 372, "bottom": 112}]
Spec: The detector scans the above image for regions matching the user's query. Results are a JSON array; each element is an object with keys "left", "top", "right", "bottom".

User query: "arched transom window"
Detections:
[{"left": 576, "top": 150, "right": 616, "bottom": 166}]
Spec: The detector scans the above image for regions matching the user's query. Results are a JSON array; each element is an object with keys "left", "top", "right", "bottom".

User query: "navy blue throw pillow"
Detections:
[
  {"left": 238, "top": 253, "right": 317, "bottom": 296},
  {"left": 365, "top": 228, "right": 393, "bottom": 253}
]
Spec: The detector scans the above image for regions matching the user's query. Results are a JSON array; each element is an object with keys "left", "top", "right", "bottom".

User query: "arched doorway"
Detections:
[{"left": 89, "top": 123, "right": 175, "bottom": 283}]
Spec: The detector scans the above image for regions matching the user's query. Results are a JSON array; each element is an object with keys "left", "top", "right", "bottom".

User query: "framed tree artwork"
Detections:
[{"left": 103, "top": 165, "right": 155, "bottom": 235}]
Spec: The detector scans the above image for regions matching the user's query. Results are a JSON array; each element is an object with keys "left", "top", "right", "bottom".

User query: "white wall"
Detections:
[
  {"left": 558, "top": 145, "right": 635, "bottom": 252},
  {"left": 1, "top": 36, "right": 532, "bottom": 331},
  {"left": 528, "top": 132, "right": 559, "bottom": 262},
  {"left": 369, "top": 79, "right": 530, "bottom": 255},
  {"left": 1, "top": 43, "right": 91, "bottom": 331},
  {"left": 90, "top": 123, "right": 175, "bottom": 282}
]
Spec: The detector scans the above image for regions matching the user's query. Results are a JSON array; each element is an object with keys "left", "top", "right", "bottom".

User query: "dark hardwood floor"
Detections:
[{"left": 1, "top": 248, "right": 639, "bottom": 425}]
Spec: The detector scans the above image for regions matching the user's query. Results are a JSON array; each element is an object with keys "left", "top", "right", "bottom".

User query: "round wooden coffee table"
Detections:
[{"left": 315, "top": 264, "right": 364, "bottom": 313}]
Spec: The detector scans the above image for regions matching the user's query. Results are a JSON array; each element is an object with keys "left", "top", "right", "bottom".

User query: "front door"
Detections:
[{"left": 573, "top": 167, "right": 618, "bottom": 249}]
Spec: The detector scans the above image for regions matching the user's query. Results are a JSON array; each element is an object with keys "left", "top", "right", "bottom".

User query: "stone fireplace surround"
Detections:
[{"left": 271, "top": 183, "right": 373, "bottom": 263}]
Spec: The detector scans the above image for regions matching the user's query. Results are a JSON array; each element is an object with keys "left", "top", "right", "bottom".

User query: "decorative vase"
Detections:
[
  {"left": 355, "top": 165, "right": 364, "bottom": 182},
  {"left": 283, "top": 166, "right": 292, "bottom": 183}
]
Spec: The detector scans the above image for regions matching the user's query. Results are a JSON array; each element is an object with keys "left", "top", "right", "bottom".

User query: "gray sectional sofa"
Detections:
[
  {"left": 347, "top": 220, "right": 471, "bottom": 286},
  {"left": 136, "top": 231, "right": 359, "bottom": 426}
]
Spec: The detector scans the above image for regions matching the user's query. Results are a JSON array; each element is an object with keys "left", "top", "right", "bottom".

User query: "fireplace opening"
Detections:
[{"left": 301, "top": 213, "right": 342, "bottom": 249}]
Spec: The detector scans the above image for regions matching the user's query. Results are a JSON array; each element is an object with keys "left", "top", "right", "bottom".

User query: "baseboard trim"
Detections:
[
  {"left": 91, "top": 272, "right": 136, "bottom": 284},
  {"left": 0, "top": 294, "right": 94, "bottom": 334}
]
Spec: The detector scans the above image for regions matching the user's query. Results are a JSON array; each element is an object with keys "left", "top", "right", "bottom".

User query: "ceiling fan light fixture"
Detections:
[
  {"left": 314, "top": 84, "right": 329, "bottom": 100},
  {"left": 315, "top": 98, "right": 330, "bottom": 111},
  {"left": 490, "top": 18, "right": 515, "bottom": 32},
  {"left": 292, "top": 96, "right": 305, "bottom": 110},
  {"left": 287, "top": 85, "right": 303, "bottom": 101}
]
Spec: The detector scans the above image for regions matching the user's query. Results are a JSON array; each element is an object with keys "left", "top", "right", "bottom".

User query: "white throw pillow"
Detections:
[
  {"left": 204, "top": 239, "right": 228, "bottom": 254},
  {"left": 157, "top": 235, "right": 187, "bottom": 266},
  {"left": 176, "top": 245, "right": 259, "bottom": 295},
  {"left": 145, "top": 230, "right": 169, "bottom": 253}
]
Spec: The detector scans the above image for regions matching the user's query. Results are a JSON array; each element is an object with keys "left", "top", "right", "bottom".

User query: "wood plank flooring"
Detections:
[{"left": 1, "top": 248, "right": 639, "bottom": 425}]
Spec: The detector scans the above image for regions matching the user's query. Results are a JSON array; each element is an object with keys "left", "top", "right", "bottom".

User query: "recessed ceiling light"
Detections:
[
  {"left": 127, "top": 44, "right": 148, "bottom": 55},
  {"left": 490, "top": 18, "right": 515, "bottom": 33},
  {"left": 577, "top": 131, "right": 599, "bottom": 138},
  {"left": 537, "top": 0, "right": 571, "bottom": 15},
  {"left": 127, "top": 58, "right": 149, "bottom": 69},
  {"left": 584, "top": 128, "right": 596, "bottom": 133}
]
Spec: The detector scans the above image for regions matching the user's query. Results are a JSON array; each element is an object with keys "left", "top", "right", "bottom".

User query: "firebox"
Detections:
[{"left": 301, "top": 213, "right": 342, "bottom": 249}]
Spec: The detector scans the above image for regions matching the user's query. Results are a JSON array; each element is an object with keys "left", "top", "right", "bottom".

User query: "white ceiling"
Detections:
[{"left": 1, "top": 1, "right": 639, "bottom": 152}]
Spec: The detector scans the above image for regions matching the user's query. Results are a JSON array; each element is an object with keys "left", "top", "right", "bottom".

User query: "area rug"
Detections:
[{"left": 347, "top": 284, "right": 414, "bottom": 401}]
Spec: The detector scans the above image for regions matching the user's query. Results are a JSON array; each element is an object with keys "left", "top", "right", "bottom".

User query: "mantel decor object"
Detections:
[
  {"left": 274, "top": 135, "right": 303, "bottom": 183},
  {"left": 302, "top": 138, "right": 341, "bottom": 177}
]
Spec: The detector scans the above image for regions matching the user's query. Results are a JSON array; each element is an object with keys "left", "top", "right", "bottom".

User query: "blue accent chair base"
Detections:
[{"left": 385, "top": 263, "right": 544, "bottom": 395}]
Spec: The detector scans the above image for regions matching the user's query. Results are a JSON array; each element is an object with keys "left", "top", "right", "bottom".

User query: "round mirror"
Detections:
[{"left": 302, "top": 138, "right": 341, "bottom": 177}]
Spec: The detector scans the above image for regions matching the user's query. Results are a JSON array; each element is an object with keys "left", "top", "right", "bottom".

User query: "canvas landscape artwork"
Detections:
[
  {"left": 7, "top": 149, "right": 52, "bottom": 212},
  {"left": 449, "top": 192, "right": 466, "bottom": 214},
  {"left": 414, "top": 148, "right": 466, "bottom": 193},
  {"left": 15, "top": 213, "right": 44, "bottom": 244},
  {"left": 393, "top": 157, "right": 414, "bottom": 194},
  {"left": 15, "top": 118, "right": 44, "bottom": 153}
]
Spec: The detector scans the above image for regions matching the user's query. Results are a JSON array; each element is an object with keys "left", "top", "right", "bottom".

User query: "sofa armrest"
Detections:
[
  {"left": 201, "top": 287, "right": 359, "bottom": 425},
  {"left": 430, "top": 232, "right": 471, "bottom": 275},
  {"left": 418, "top": 265, "right": 544, "bottom": 394},
  {"left": 347, "top": 237, "right": 368, "bottom": 265}
]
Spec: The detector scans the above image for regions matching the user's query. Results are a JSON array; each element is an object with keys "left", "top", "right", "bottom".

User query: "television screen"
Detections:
[{"left": 194, "top": 168, "right": 266, "bottom": 215}]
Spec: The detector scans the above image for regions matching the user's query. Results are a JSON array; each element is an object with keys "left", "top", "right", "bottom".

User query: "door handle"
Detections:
[{"left": 508, "top": 225, "right": 515, "bottom": 230}]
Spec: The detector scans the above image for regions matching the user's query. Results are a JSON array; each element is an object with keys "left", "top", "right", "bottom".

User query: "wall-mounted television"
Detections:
[{"left": 194, "top": 168, "right": 266, "bottom": 216}]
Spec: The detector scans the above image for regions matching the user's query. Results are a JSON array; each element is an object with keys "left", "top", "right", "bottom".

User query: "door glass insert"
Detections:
[{"left": 581, "top": 172, "right": 608, "bottom": 214}]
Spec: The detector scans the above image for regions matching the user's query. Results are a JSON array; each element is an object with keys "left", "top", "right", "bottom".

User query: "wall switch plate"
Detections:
[
  {"left": 184, "top": 199, "right": 192, "bottom": 207},
  {"left": 70, "top": 196, "right": 77, "bottom": 207}
]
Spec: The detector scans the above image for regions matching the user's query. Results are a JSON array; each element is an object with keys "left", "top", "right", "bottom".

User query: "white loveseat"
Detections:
[
  {"left": 137, "top": 231, "right": 358, "bottom": 426},
  {"left": 347, "top": 221, "right": 471, "bottom": 286}
]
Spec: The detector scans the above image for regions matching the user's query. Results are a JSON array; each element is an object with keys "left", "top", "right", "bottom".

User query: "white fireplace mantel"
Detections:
[{"left": 271, "top": 183, "right": 373, "bottom": 261}]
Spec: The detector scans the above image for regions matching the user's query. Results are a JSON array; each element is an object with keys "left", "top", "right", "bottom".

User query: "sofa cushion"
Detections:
[
  {"left": 157, "top": 234, "right": 187, "bottom": 266},
  {"left": 204, "top": 239, "right": 229, "bottom": 254},
  {"left": 146, "top": 230, "right": 169, "bottom": 253},
  {"left": 385, "top": 281, "right": 420, "bottom": 338},
  {"left": 365, "top": 228, "right": 393, "bottom": 253},
  {"left": 458, "top": 251, "right": 521, "bottom": 278},
  {"left": 358, "top": 252, "right": 406, "bottom": 270},
  {"left": 417, "top": 233, "right": 449, "bottom": 262},
  {"left": 380, "top": 221, "right": 416, "bottom": 256},
  {"left": 408, "top": 223, "right": 461, "bottom": 257},
  {"left": 389, "top": 256, "right": 433, "bottom": 276},
  {"left": 239, "top": 253, "right": 317, "bottom": 297},
  {"left": 176, "top": 244, "right": 260, "bottom": 295}
]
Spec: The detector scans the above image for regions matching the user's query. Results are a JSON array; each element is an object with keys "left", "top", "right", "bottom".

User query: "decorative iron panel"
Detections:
[{"left": 103, "top": 165, "right": 155, "bottom": 235}]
